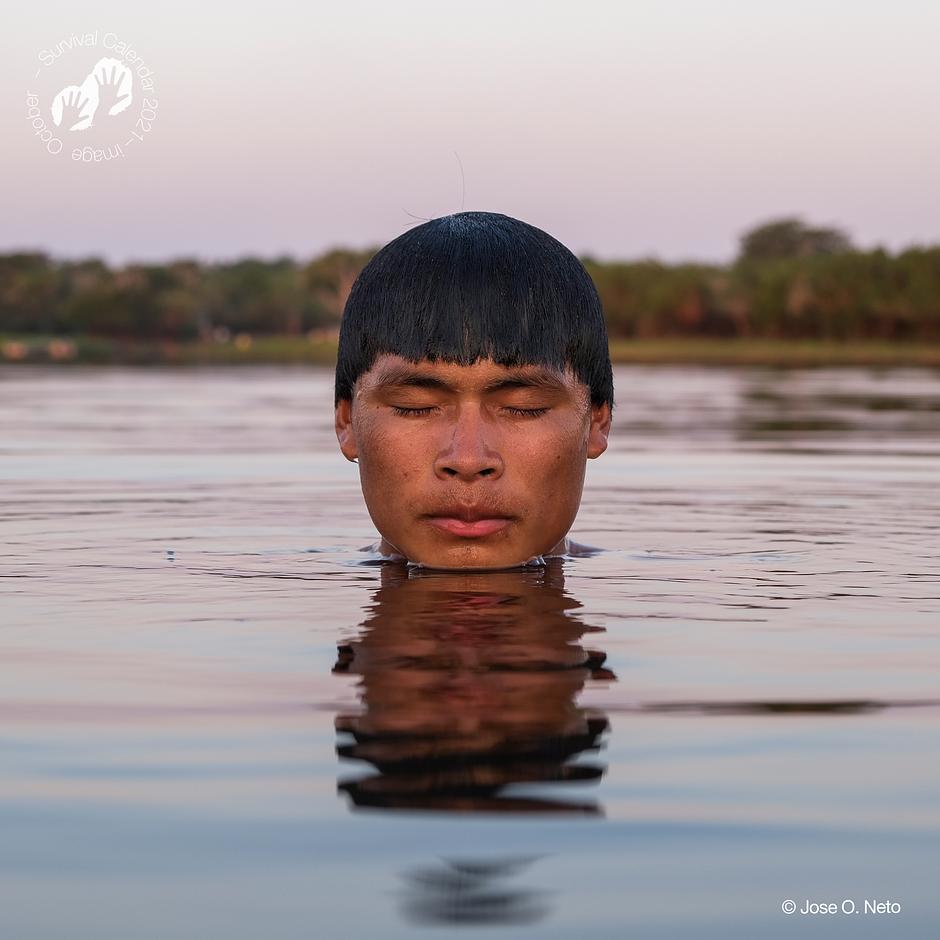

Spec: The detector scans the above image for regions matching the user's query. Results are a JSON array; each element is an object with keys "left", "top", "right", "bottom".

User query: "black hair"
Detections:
[{"left": 334, "top": 211, "right": 613, "bottom": 410}]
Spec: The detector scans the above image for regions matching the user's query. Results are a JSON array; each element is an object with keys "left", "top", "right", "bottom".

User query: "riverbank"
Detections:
[{"left": 3, "top": 335, "right": 940, "bottom": 368}]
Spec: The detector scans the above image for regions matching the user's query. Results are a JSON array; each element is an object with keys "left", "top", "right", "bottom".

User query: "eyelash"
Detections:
[{"left": 391, "top": 406, "right": 549, "bottom": 418}]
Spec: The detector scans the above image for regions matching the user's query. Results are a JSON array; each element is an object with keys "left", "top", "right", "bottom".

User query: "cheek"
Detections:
[
  {"left": 358, "top": 419, "right": 426, "bottom": 478},
  {"left": 518, "top": 429, "right": 586, "bottom": 496},
  {"left": 530, "top": 424, "right": 586, "bottom": 471}
]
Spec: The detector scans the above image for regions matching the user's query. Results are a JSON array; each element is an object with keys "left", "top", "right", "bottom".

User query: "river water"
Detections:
[{"left": 2, "top": 364, "right": 939, "bottom": 938}]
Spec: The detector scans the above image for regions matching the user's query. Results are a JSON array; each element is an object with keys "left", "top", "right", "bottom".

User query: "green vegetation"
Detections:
[
  {"left": 0, "top": 249, "right": 372, "bottom": 341},
  {"left": 2, "top": 218, "right": 939, "bottom": 365},
  {"left": 736, "top": 217, "right": 854, "bottom": 262},
  {"left": 4, "top": 335, "right": 937, "bottom": 368}
]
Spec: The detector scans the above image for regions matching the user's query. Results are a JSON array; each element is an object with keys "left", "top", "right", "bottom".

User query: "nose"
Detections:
[{"left": 434, "top": 403, "right": 504, "bottom": 482}]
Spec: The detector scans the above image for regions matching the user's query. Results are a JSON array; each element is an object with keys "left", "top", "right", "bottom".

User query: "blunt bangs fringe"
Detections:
[{"left": 334, "top": 211, "right": 613, "bottom": 409}]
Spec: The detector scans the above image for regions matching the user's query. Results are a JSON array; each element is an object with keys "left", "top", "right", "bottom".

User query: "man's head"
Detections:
[{"left": 334, "top": 211, "right": 613, "bottom": 570}]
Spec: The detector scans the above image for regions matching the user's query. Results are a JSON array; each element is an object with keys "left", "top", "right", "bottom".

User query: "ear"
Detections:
[
  {"left": 586, "top": 402, "right": 611, "bottom": 459},
  {"left": 335, "top": 398, "right": 359, "bottom": 462}
]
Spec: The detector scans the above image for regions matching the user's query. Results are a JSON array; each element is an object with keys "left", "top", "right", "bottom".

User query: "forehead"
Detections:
[{"left": 357, "top": 354, "right": 583, "bottom": 396}]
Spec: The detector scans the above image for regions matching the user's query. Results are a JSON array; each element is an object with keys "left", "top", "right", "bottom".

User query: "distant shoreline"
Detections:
[{"left": 3, "top": 335, "right": 940, "bottom": 368}]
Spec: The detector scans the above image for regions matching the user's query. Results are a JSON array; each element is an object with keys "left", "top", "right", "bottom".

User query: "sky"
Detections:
[{"left": 3, "top": 0, "right": 940, "bottom": 266}]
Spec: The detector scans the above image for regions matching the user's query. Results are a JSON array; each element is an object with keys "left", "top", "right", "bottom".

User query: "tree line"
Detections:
[{"left": 2, "top": 219, "right": 939, "bottom": 342}]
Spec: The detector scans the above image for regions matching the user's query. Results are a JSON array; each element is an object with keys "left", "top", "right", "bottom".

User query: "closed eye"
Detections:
[
  {"left": 503, "top": 407, "right": 551, "bottom": 417},
  {"left": 391, "top": 406, "right": 549, "bottom": 418}
]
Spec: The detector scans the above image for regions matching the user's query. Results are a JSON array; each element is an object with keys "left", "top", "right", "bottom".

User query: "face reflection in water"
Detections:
[{"left": 333, "top": 557, "right": 615, "bottom": 814}]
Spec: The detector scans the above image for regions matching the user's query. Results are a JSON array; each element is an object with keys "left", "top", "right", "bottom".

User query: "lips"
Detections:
[
  {"left": 425, "top": 506, "right": 514, "bottom": 538},
  {"left": 429, "top": 505, "right": 512, "bottom": 523}
]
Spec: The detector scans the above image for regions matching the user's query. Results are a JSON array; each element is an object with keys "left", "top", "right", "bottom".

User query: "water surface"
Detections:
[{"left": 2, "top": 365, "right": 939, "bottom": 938}]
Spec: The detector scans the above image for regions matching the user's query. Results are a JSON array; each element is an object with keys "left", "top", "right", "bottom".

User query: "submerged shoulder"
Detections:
[
  {"left": 357, "top": 537, "right": 604, "bottom": 564},
  {"left": 560, "top": 539, "right": 605, "bottom": 559},
  {"left": 359, "top": 540, "right": 405, "bottom": 561}
]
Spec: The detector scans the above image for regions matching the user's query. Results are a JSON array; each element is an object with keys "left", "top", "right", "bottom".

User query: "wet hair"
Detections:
[{"left": 334, "top": 211, "right": 613, "bottom": 410}]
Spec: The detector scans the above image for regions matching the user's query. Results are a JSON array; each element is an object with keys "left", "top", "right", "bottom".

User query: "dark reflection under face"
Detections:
[
  {"left": 333, "top": 557, "right": 615, "bottom": 814},
  {"left": 399, "top": 856, "right": 550, "bottom": 926}
]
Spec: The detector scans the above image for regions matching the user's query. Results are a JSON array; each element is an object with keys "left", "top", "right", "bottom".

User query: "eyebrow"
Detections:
[{"left": 370, "top": 365, "right": 570, "bottom": 395}]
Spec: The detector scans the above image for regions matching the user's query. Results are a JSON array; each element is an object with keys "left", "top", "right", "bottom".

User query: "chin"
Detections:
[
  {"left": 414, "top": 558, "right": 539, "bottom": 572},
  {"left": 407, "top": 542, "right": 541, "bottom": 572}
]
